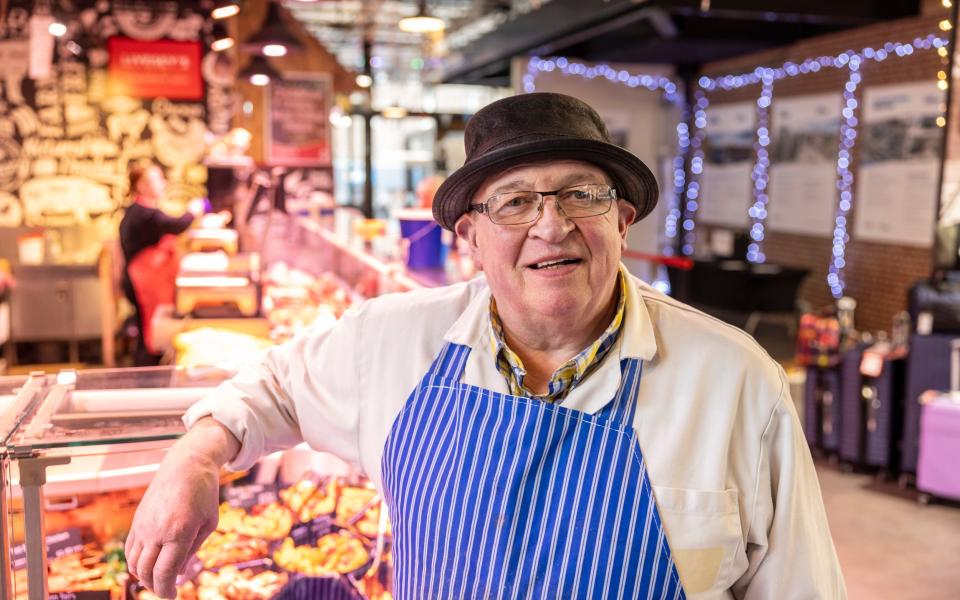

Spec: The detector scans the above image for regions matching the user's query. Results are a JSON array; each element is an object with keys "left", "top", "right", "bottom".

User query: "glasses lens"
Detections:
[
  {"left": 557, "top": 185, "right": 614, "bottom": 217},
  {"left": 489, "top": 192, "right": 541, "bottom": 224}
]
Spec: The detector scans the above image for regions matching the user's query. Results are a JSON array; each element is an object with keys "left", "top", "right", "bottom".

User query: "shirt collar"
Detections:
[{"left": 444, "top": 264, "right": 659, "bottom": 363}]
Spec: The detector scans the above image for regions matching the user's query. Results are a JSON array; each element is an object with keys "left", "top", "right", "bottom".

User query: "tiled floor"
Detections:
[{"left": 817, "top": 462, "right": 960, "bottom": 599}]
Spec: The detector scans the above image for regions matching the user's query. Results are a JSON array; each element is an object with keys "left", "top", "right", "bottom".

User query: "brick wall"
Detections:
[{"left": 698, "top": 16, "right": 947, "bottom": 333}]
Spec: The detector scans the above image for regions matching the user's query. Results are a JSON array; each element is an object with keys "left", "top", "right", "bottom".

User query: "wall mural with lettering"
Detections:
[{"left": 0, "top": 0, "right": 238, "bottom": 228}]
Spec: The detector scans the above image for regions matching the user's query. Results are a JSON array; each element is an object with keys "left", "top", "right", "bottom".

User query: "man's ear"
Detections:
[
  {"left": 454, "top": 212, "right": 483, "bottom": 270},
  {"left": 617, "top": 199, "right": 637, "bottom": 244}
]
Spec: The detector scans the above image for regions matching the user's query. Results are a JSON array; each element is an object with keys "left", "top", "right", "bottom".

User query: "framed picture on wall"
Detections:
[{"left": 264, "top": 73, "right": 333, "bottom": 167}]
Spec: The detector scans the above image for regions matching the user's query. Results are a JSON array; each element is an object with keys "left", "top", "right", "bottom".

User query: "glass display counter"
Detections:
[
  {"left": 2, "top": 366, "right": 228, "bottom": 600},
  {"left": 1, "top": 367, "right": 391, "bottom": 600}
]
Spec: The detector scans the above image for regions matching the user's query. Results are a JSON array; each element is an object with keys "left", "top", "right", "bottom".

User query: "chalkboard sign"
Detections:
[{"left": 10, "top": 527, "right": 84, "bottom": 571}]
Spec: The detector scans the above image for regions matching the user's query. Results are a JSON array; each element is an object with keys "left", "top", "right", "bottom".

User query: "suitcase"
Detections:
[
  {"left": 838, "top": 344, "right": 867, "bottom": 464},
  {"left": 900, "top": 334, "right": 960, "bottom": 473},
  {"left": 803, "top": 366, "right": 842, "bottom": 451},
  {"left": 917, "top": 396, "right": 960, "bottom": 501},
  {"left": 916, "top": 339, "right": 960, "bottom": 501},
  {"left": 862, "top": 356, "right": 906, "bottom": 470}
]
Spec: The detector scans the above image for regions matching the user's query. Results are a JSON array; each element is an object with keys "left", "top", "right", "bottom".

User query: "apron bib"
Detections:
[{"left": 382, "top": 342, "right": 686, "bottom": 599}]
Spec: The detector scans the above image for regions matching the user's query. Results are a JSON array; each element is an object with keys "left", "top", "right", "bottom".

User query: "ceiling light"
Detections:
[
  {"left": 399, "top": 1, "right": 445, "bottom": 33},
  {"left": 212, "top": 36, "right": 235, "bottom": 51},
  {"left": 48, "top": 22, "right": 67, "bottom": 37},
  {"left": 212, "top": 1, "right": 240, "bottom": 20},
  {"left": 241, "top": 56, "right": 280, "bottom": 87},
  {"left": 263, "top": 44, "right": 287, "bottom": 57},
  {"left": 355, "top": 74, "right": 373, "bottom": 88},
  {"left": 243, "top": 1, "right": 305, "bottom": 55}
]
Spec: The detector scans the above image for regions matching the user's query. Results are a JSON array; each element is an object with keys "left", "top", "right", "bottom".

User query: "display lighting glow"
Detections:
[
  {"left": 48, "top": 22, "right": 67, "bottom": 37},
  {"left": 524, "top": 57, "right": 688, "bottom": 256},
  {"left": 262, "top": 44, "right": 287, "bottom": 57},
  {"left": 355, "top": 74, "right": 373, "bottom": 88},
  {"left": 692, "top": 34, "right": 949, "bottom": 294}
]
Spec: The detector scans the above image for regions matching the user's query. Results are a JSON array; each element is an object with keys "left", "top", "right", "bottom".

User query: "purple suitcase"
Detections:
[
  {"left": 916, "top": 339, "right": 960, "bottom": 501},
  {"left": 917, "top": 396, "right": 960, "bottom": 501},
  {"left": 900, "top": 334, "right": 960, "bottom": 473}
]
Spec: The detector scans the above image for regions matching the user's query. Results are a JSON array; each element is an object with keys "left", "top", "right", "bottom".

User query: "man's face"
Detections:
[{"left": 455, "top": 160, "right": 637, "bottom": 321}]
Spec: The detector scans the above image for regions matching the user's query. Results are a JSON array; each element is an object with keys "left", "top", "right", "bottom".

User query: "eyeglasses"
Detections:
[{"left": 470, "top": 184, "right": 617, "bottom": 226}]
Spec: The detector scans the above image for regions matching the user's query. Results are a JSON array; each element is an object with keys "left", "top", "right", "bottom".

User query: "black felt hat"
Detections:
[{"left": 433, "top": 92, "right": 659, "bottom": 230}]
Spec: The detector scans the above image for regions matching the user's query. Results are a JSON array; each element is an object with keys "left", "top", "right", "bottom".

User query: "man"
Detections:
[{"left": 127, "top": 93, "right": 845, "bottom": 599}]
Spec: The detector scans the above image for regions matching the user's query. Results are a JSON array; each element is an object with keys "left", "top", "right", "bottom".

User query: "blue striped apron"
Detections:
[{"left": 382, "top": 342, "right": 686, "bottom": 599}]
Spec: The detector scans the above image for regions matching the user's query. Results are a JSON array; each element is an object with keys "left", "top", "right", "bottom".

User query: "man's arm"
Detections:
[
  {"left": 733, "top": 383, "right": 847, "bottom": 598},
  {"left": 125, "top": 417, "right": 239, "bottom": 599},
  {"left": 125, "top": 307, "right": 365, "bottom": 599}
]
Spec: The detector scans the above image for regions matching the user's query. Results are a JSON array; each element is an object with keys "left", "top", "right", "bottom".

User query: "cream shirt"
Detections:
[{"left": 185, "top": 266, "right": 846, "bottom": 599}]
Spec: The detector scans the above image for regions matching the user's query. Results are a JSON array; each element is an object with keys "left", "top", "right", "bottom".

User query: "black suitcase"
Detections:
[
  {"left": 862, "top": 357, "right": 907, "bottom": 470},
  {"left": 803, "top": 366, "right": 842, "bottom": 451},
  {"left": 900, "top": 334, "right": 960, "bottom": 473},
  {"left": 838, "top": 344, "right": 868, "bottom": 464},
  {"left": 908, "top": 275, "right": 960, "bottom": 334}
]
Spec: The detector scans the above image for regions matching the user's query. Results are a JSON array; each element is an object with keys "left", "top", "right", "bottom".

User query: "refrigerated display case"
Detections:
[{"left": 0, "top": 367, "right": 392, "bottom": 600}]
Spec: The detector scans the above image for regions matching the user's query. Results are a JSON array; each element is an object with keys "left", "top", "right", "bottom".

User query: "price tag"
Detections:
[
  {"left": 10, "top": 528, "right": 84, "bottom": 571},
  {"left": 860, "top": 351, "right": 885, "bottom": 378},
  {"left": 48, "top": 591, "right": 111, "bottom": 600},
  {"left": 917, "top": 311, "right": 933, "bottom": 335},
  {"left": 223, "top": 484, "right": 279, "bottom": 509}
]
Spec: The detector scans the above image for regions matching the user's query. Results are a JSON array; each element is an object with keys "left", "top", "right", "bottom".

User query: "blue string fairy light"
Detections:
[{"left": 525, "top": 57, "right": 688, "bottom": 257}]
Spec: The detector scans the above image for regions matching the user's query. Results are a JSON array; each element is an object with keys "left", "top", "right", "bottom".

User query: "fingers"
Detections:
[
  {"left": 184, "top": 520, "right": 216, "bottom": 568},
  {"left": 125, "top": 536, "right": 142, "bottom": 580},
  {"left": 153, "top": 540, "right": 194, "bottom": 599},
  {"left": 136, "top": 543, "right": 162, "bottom": 592},
  {"left": 124, "top": 528, "right": 137, "bottom": 567}
]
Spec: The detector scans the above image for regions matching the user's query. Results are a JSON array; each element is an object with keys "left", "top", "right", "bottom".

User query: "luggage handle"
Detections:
[{"left": 951, "top": 339, "right": 960, "bottom": 394}]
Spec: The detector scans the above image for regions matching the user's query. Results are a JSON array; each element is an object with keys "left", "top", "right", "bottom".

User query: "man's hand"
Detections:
[{"left": 125, "top": 418, "right": 240, "bottom": 599}]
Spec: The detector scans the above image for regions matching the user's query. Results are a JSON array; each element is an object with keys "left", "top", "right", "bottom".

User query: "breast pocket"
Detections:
[{"left": 652, "top": 486, "right": 743, "bottom": 598}]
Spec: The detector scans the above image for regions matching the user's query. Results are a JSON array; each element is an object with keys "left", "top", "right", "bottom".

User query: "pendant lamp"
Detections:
[
  {"left": 399, "top": 0, "right": 445, "bottom": 33},
  {"left": 241, "top": 55, "right": 281, "bottom": 86},
  {"left": 243, "top": 0, "right": 305, "bottom": 55}
]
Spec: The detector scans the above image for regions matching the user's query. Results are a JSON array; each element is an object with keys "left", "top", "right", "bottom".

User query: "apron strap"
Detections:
[
  {"left": 424, "top": 341, "right": 472, "bottom": 381},
  {"left": 595, "top": 358, "right": 644, "bottom": 427}
]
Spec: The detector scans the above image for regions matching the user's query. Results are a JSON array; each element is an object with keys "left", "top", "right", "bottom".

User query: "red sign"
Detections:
[{"left": 107, "top": 37, "right": 203, "bottom": 100}]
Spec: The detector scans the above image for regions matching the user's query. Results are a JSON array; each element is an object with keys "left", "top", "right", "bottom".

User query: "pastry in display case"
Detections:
[{"left": 1, "top": 366, "right": 393, "bottom": 600}]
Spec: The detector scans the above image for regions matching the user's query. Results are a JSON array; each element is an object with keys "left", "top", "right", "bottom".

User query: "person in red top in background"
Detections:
[{"left": 119, "top": 161, "right": 201, "bottom": 366}]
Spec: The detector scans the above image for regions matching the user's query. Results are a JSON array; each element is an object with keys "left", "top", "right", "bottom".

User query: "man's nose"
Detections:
[{"left": 529, "top": 196, "right": 575, "bottom": 241}]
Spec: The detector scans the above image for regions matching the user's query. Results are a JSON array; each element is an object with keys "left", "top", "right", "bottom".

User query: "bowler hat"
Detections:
[{"left": 433, "top": 92, "right": 659, "bottom": 230}]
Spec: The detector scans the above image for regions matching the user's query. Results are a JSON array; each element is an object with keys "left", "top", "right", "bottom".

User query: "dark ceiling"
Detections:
[{"left": 438, "top": 0, "right": 925, "bottom": 85}]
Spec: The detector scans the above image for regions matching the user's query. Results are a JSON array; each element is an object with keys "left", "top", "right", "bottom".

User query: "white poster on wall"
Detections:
[
  {"left": 855, "top": 82, "right": 945, "bottom": 247},
  {"left": 699, "top": 101, "right": 755, "bottom": 228},
  {"left": 767, "top": 93, "right": 842, "bottom": 237}
]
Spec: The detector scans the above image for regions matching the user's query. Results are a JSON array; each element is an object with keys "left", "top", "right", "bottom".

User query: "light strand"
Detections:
[
  {"left": 693, "top": 34, "right": 948, "bottom": 291},
  {"left": 747, "top": 71, "right": 774, "bottom": 263}
]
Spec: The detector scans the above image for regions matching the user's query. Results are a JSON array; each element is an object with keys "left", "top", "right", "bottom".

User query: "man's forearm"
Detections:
[{"left": 174, "top": 416, "right": 241, "bottom": 467}]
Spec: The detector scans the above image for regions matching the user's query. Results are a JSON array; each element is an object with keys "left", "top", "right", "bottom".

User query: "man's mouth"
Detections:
[{"left": 528, "top": 258, "right": 582, "bottom": 270}]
